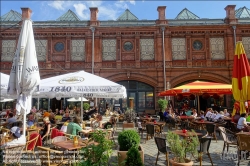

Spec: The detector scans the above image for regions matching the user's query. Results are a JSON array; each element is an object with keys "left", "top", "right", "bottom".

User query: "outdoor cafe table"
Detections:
[
  {"left": 172, "top": 130, "right": 203, "bottom": 139},
  {"left": 52, "top": 139, "right": 93, "bottom": 163},
  {"left": 146, "top": 122, "right": 165, "bottom": 134},
  {"left": 179, "top": 116, "right": 195, "bottom": 121},
  {"left": 193, "top": 120, "right": 214, "bottom": 130}
]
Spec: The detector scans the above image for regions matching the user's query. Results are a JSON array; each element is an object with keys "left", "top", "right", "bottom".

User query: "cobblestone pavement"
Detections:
[{"left": 19, "top": 116, "right": 250, "bottom": 166}]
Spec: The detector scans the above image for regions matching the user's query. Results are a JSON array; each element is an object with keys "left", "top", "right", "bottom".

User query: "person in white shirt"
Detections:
[
  {"left": 205, "top": 108, "right": 212, "bottom": 119},
  {"left": 223, "top": 109, "right": 230, "bottom": 117},
  {"left": 214, "top": 111, "right": 224, "bottom": 121},
  {"left": 237, "top": 113, "right": 250, "bottom": 131},
  {"left": 1, "top": 126, "right": 26, "bottom": 147},
  {"left": 191, "top": 109, "right": 198, "bottom": 118}
]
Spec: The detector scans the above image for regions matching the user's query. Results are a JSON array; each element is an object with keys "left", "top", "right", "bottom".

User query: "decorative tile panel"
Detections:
[
  {"left": 35, "top": 40, "right": 47, "bottom": 61},
  {"left": 1, "top": 40, "right": 16, "bottom": 61},
  {"left": 242, "top": 37, "right": 250, "bottom": 59},
  {"left": 171, "top": 38, "right": 186, "bottom": 60},
  {"left": 71, "top": 40, "right": 85, "bottom": 61},
  {"left": 210, "top": 38, "right": 225, "bottom": 60},
  {"left": 102, "top": 39, "right": 116, "bottom": 61},
  {"left": 140, "top": 39, "right": 154, "bottom": 60}
]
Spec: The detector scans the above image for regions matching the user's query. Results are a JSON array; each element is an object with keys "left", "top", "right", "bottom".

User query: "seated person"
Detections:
[
  {"left": 66, "top": 117, "right": 92, "bottom": 136},
  {"left": 200, "top": 111, "right": 205, "bottom": 119},
  {"left": 61, "top": 113, "right": 71, "bottom": 122},
  {"left": 1, "top": 113, "right": 17, "bottom": 129},
  {"left": 40, "top": 117, "right": 51, "bottom": 143},
  {"left": 205, "top": 108, "right": 213, "bottom": 121},
  {"left": 223, "top": 109, "right": 230, "bottom": 117},
  {"left": 91, "top": 115, "right": 103, "bottom": 129},
  {"left": 103, "top": 116, "right": 116, "bottom": 129},
  {"left": 49, "top": 113, "right": 56, "bottom": 124},
  {"left": 43, "top": 111, "right": 50, "bottom": 117},
  {"left": 27, "top": 113, "right": 36, "bottom": 127},
  {"left": 210, "top": 111, "right": 217, "bottom": 120},
  {"left": 1, "top": 126, "right": 26, "bottom": 147},
  {"left": 237, "top": 113, "right": 250, "bottom": 132},
  {"left": 213, "top": 111, "right": 224, "bottom": 122},
  {"left": 185, "top": 109, "right": 193, "bottom": 116},
  {"left": 191, "top": 109, "right": 198, "bottom": 118}
]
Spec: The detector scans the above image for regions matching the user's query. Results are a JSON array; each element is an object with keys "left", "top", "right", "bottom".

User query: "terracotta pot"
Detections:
[
  {"left": 122, "top": 122, "right": 135, "bottom": 130},
  {"left": 117, "top": 145, "right": 144, "bottom": 166},
  {"left": 170, "top": 158, "right": 193, "bottom": 166}
]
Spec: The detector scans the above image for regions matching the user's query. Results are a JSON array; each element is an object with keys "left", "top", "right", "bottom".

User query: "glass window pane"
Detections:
[
  {"left": 139, "top": 92, "right": 145, "bottom": 108},
  {"left": 117, "top": 81, "right": 128, "bottom": 89},
  {"left": 146, "top": 92, "right": 154, "bottom": 108},
  {"left": 138, "top": 82, "right": 153, "bottom": 90},
  {"left": 129, "top": 81, "right": 137, "bottom": 89}
]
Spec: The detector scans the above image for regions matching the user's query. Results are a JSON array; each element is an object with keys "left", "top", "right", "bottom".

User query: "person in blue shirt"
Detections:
[{"left": 163, "top": 110, "right": 169, "bottom": 122}]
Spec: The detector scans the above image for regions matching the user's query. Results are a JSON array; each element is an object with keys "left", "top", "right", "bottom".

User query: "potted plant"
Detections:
[
  {"left": 123, "top": 147, "right": 143, "bottom": 166},
  {"left": 157, "top": 98, "right": 168, "bottom": 112},
  {"left": 117, "top": 130, "right": 144, "bottom": 166},
  {"left": 83, "top": 103, "right": 90, "bottom": 111},
  {"left": 166, "top": 130, "right": 199, "bottom": 166},
  {"left": 123, "top": 108, "right": 136, "bottom": 129},
  {"left": 79, "top": 130, "right": 113, "bottom": 166}
]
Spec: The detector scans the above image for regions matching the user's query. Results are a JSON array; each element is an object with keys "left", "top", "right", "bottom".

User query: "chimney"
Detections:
[
  {"left": 157, "top": 6, "right": 166, "bottom": 20},
  {"left": 224, "top": 5, "right": 237, "bottom": 24},
  {"left": 156, "top": 6, "right": 168, "bottom": 25},
  {"left": 89, "top": 7, "right": 99, "bottom": 26},
  {"left": 21, "top": 8, "right": 32, "bottom": 20}
]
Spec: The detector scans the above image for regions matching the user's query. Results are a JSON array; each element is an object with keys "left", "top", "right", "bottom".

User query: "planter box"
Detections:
[
  {"left": 117, "top": 145, "right": 144, "bottom": 166},
  {"left": 122, "top": 122, "right": 135, "bottom": 131}
]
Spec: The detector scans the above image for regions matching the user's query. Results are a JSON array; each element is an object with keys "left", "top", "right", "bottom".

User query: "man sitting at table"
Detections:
[
  {"left": 237, "top": 113, "right": 250, "bottom": 132},
  {"left": 61, "top": 113, "right": 71, "bottom": 122},
  {"left": 223, "top": 109, "right": 230, "bottom": 117},
  {"left": 213, "top": 111, "right": 224, "bottom": 122},
  {"left": 205, "top": 108, "right": 213, "bottom": 121},
  {"left": 103, "top": 116, "right": 116, "bottom": 129},
  {"left": 1, "top": 126, "right": 26, "bottom": 147},
  {"left": 1, "top": 113, "right": 17, "bottom": 129},
  {"left": 27, "top": 113, "right": 36, "bottom": 127},
  {"left": 66, "top": 117, "right": 91, "bottom": 136}
]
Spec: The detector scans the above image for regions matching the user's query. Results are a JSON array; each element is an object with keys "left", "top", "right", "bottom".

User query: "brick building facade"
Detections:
[{"left": 1, "top": 5, "right": 250, "bottom": 111}]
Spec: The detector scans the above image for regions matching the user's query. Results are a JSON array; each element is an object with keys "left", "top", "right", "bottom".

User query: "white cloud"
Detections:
[
  {"left": 48, "top": 1, "right": 65, "bottom": 10},
  {"left": 73, "top": 3, "right": 89, "bottom": 20},
  {"left": 86, "top": 1, "right": 103, "bottom": 7},
  {"left": 99, "top": 6, "right": 119, "bottom": 20}
]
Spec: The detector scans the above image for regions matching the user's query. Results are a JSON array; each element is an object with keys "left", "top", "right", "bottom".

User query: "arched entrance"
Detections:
[{"left": 117, "top": 80, "right": 155, "bottom": 112}]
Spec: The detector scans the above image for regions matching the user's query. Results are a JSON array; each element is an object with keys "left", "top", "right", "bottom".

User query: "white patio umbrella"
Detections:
[
  {"left": 67, "top": 97, "right": 88, "bottom": 102},
  {"left": 0, "top": 72, "right": 9, "bottom": 90},
  {"left": 7, "top": 19, "right": 40, "bottom": 141},
  {"left": 37, "top": 70, "right": 127, "bottom": 117}
]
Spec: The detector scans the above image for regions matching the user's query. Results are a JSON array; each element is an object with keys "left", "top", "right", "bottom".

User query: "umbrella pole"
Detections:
[
  {"left": 81, "top": 95, "right": 83, "bottom": 120},
  {"left": 23, "top": 111, "right": 26, "bottom": 137},
  {"left": 37, "top": 97, "right": 40, "bottom": 110},
  {"left": 95, "top": 98, "right": 97, "bottom": 107},
  {"left": 197, "top": 95, "right": 200, "bottom": 113}
]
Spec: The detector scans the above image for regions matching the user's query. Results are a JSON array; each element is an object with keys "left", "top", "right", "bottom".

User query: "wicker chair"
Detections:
[
  {"left": 218, "top": 126, "right": 237, "bottom": 153},
  {"left": 37, "top": 146, "right": 69, "bottom": 166},
  {"left": 197, "top": 137, "right": 213, "bottom": 166},
  {"left": 2, "top": 145, "right": 25, "bottom": 166},
  {"left": 154, "top": 137, "right": 171, "bottom": 166},
  {"left": 23, "top": 133, "right": 39, "bottom": 159},
  {"left": 236, "top": 133, "right": 250, "bottom": 166}
]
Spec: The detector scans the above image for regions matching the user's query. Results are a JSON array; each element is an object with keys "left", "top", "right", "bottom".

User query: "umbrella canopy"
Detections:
[
  {"left": 158, "top": 81, "right": 232, "bottom": 96},
  {"left": 232, "top": 41, "right": 250, "bottom": 115},
  {"left": 7, "top": 18, "right": 40, "bottom": 141},
  {"left": 0, "top": 99, "right": 14, "bottom": 102},
  {"left": 37, "top": 70, "right": 127, "bottom": 99},
  {"left": 0, "top": 72, "right": 9, "bottom": 90},
  {"left": 67, "top": 97, "right": 88, "bottom": 102}
]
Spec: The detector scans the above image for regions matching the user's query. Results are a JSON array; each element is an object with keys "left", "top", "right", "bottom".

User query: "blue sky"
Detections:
[{"left": 1, "top": 1, "right": 250, "bottom": 21}]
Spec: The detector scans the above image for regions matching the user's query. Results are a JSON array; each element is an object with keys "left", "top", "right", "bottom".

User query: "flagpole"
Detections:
[{"left": 81, "top": 94, "right": 83, "bottom": 119}]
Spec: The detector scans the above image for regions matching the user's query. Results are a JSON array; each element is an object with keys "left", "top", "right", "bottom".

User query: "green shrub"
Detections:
[
  {"left": 79, "top": 130, "right": 113, "bottom": 166},
  {"left": 83, "top": 103, "right": 90, "bottom": 110},
  {"left": 124, "top": 147, "right": 143, "bottom": 166},
  {"left": 118, "top": 130, "right": 140, "bottom": 151},
  {"left": 157, "top": 99, "right": 168, "bottom": 111}
]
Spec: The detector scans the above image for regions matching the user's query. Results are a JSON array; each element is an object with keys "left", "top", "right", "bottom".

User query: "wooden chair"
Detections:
[
  {"left": 37, "top": 146, "right": 69, "bottom": 166},
  {"left": 145, "top": 124, "right": 155, "bottom": 143},
  {"left": 45, "top": 126, "right": 57, "bottom": 145},
  {"left": 236, "top": 133, "right": 250, "bottom": 166},
  {"left": 218, "top": 126, "right": 237, "bottom": 153},
  {"left": 23, "top": 133, "right": 39, "bottom": 159},
  {"left": 154, "top": 137, "right": 171, "bottom": 166},
  {"left": 2, "top": 145, "right": 25, "bottom": 166},
  {"left": 205, "top": 124, "right": 217, "bottom": 142}
]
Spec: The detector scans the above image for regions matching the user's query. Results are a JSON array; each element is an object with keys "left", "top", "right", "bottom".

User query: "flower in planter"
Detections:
[{"left": 124, "top": 109, "right": 136, "bottom": 123}]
